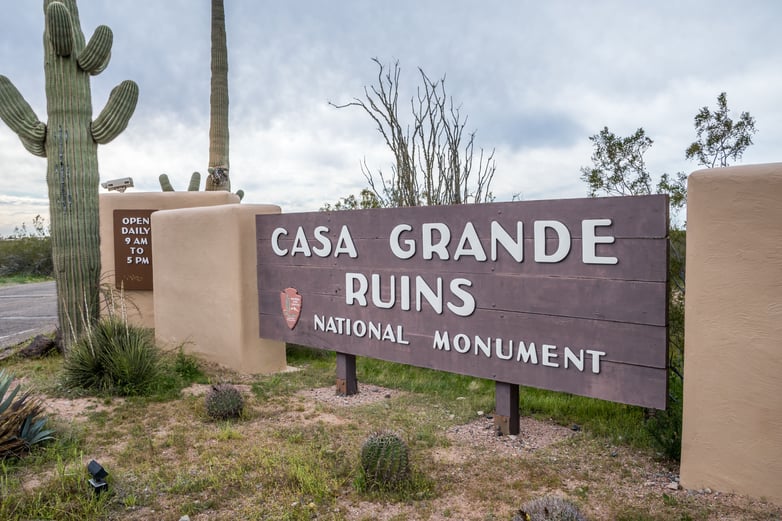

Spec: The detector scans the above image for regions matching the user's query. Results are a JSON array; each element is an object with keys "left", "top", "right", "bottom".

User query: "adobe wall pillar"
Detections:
[
  {"left": 681, "top": 163, "right": 782, "bottom": 505},
  {"left": 152, "top": 203, "right": 286, "bottom": 374},
  {"left": 99, "top": 191, "right": 239, "bottom": 327}
]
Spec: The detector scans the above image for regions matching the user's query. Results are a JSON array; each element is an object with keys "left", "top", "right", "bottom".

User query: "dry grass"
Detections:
[{"left": 1, "top": 354, "right": 780, "bottom": 521}]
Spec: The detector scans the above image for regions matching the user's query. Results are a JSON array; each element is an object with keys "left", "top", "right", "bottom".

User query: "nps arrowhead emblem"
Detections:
[{"left": 280, "top": 287, "right": 302, "bottom": 330}]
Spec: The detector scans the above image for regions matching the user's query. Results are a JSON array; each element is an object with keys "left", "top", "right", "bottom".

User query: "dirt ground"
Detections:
[{"left": 39, "top": 381, "right": 782, "bottom": 521}]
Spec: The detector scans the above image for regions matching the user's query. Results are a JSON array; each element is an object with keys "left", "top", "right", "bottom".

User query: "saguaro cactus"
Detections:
[
  {"left": 206, "top": 0, "right": 230, "bottom": 191},
  {"left": 0, "top": 0, "right": 138, "bottom": 347}
]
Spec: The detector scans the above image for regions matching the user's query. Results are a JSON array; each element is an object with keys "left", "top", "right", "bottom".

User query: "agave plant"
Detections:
[{"left": 0, "top": 369, "right": 55, "bottom": 458}]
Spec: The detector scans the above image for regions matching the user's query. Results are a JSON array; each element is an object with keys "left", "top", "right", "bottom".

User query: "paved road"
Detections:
[{"left": 0, "top": 281, "right": 58, "bottom": 349}]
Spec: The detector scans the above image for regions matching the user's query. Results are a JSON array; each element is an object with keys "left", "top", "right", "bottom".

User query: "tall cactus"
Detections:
[
  {"left": 206, "top": 0, "right": 230, "bottom": 192},
  {"left": 0, "top": 0, "right": 138, "bottom": 348}
]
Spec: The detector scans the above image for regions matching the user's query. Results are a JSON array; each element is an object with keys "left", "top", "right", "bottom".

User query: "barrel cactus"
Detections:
[
  {"left": 0, "top": 1, "right": 138, "bottom": 348},
  {"left": 512, "top": 496, "right": 587, "bottom": 521},
  {"left": 360, "top": 430, "right": 410, "bottom": 487},
  {"left": 205, "top": 383, "right": 244, "bottom": 420}
]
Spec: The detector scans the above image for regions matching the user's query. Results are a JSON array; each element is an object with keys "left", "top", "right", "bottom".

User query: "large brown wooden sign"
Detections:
[
  {"left": 257, "top": 195, "right": 668, "bottom": 409},
  {"left": 113, "top": 209, "right": 154, "bottom": 290}
]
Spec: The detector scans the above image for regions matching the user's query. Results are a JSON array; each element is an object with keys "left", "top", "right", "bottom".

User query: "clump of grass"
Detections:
[
  {"left": 173, "top": 347, "right": 204, "bottom": 381},
  {"left": 0, "top": 444, "right": 111, "bottom": 520},
  {"left": 61, "top": 318, "right": 159, "bottom": 396}
]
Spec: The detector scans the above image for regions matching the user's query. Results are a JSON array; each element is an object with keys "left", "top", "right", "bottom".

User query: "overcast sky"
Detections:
[{"left": 1, "top": 1, "right": 780, "bottom": 235}]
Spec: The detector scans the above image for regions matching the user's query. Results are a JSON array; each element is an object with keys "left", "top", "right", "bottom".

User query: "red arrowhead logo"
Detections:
[{"left": 280, "top": 287, "right": 302, "bottom": 330}]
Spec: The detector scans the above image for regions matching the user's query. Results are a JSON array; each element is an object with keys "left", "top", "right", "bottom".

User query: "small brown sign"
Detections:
[{"left": 113, "top": 209, "right": 154, "bottom": 290}]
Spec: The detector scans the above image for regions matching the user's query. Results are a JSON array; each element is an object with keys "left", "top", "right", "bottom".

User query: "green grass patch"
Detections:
[
  {"left": 0, "top": 274, "right": 52, "bottom": 285},
  {"left": 0, "top": 337, "right": 775, "bottom": 520},
  {"left": 352, "top": 354, "right": 654, "bottom": 449}
]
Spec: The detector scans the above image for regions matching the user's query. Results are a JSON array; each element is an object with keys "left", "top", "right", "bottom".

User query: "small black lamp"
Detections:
[{"left": 87, "top": 460, "right": 108, "bottom": 494}]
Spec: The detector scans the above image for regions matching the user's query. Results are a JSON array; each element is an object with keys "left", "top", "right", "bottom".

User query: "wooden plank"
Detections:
[
  {"left": 257, "top": 195, "right": 669, "bottom": 240},
  {"left": 258, "top": 266, "right": 667, "bottom": 326},
  {"left": 258, "top": 291, "right": 667, "bottom": 368}
]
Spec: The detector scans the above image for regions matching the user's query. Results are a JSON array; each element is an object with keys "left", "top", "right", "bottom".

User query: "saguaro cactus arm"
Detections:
[
  {"left": 46, "top": 2, "right": 74, "bottom": 57},
  {"left": 0, "top": 76, "right": 47, "bottom": 157},
  {"left": 158, "top": 172, "right": 201, "bottom": 192},
  {"left": 159, "top": 174, "right": 175, "bottom": 192},
  {"left": 77, "top": 25, "right": 112, "bottom": 74},
  {"left": 188, "top": 171, "right": 202, "bottom": 191},
  {"left": 91, "top": 80, "right": 139, "bottom": 144}
]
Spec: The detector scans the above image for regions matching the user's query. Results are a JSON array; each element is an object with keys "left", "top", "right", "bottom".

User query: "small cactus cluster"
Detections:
[
  {"left": 511, "top": 496, "right": 587, "bottom": 521},
  {"left": 360, "top": 430, "right": 410, "bottom": 487},
  {"left": 204, "top": 383, "right": 244, "bottom": 420}
]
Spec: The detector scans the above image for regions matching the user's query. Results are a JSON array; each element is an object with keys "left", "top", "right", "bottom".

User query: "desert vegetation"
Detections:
[{"left": 1, "top": 335, "right": 780, "bottom": 520}]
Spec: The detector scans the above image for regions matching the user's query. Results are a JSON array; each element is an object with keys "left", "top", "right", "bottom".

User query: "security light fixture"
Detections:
[
  {"left": 101, "top": 177, "right": 134, "bottom": 192},
  {"left": 87, "top": 460, "right": 108, "bottom": 494}
]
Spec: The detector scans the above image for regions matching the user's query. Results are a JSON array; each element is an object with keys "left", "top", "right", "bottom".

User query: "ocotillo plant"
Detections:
[
  {"left": 206, "top": 0, "right": 230, "bottom": 191},
  {"left": 0, "top": 0, "right": 138, "bottom": 347}
]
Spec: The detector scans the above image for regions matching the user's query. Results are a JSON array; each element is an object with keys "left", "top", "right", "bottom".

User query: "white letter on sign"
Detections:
[
  {"left": 390, "top": 224, "right": 415, "bottom": 259},
  {"left": 582, "top": 219, "right": 618, "bottom": 264},
  {"left": 423, "top": 223, "right": 451, "bottom": 260},
  {"left": 345, "top": 273, "right": 368, "bottom": 306},
  {"left": 312, "top": 226, "right": 332, "bottom": 257},
  {"left": 534, "top": 220, "right": 570, "bottom": 263},
  {"left": 271, "top": 227, "right": 288, "bottom": 256}
]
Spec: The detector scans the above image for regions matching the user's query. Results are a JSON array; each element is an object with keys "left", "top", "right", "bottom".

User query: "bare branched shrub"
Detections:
[{"left": 332, "top": 59, "right": 495, "bottom": 207}]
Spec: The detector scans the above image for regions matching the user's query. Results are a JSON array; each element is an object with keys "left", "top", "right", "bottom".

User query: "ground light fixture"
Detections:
[{"left": 87, "top": 460, "right": 108, "bottom": 494}]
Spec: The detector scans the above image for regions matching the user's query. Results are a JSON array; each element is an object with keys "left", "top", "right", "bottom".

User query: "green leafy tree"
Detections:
[
  {"left": 321, "top": 189, "right": 381, "bottom": 211},
  {"left": 686, "top": 92, "right": 757, "bottom": 168},
  {"left": 331, "top": 59, "right": 495, "bottom": 208},
  {"left": 579, "top": 127, "right": 686, "bottom": 211},
  {"left": 580, "top": 127, "right": 653, "bottom": 197}
]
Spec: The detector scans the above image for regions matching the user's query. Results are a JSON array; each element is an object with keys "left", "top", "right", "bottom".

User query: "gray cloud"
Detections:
[{"left": 1, "top": 1, "right": 781, "bottom": 235}]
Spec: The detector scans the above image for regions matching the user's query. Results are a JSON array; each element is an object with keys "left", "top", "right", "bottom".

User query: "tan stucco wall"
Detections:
[
  {"left": 681, "top": 163, "right": 782, "bottom": 504},
  {"left": 99, "top": 191, "right": 239, "bottom": 327},
  {"left": 151, "top": 203, "right": 286, "bottom": 374}
]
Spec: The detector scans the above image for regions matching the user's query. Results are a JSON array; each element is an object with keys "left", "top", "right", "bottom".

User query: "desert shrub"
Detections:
[
  {"left": 359, "top": 430, "right": 410, "bottom": 488},
  {"left": 644, "top": 229, "right": 685, "bottom": 461},
  {"left": 173, "top": 347, "right": 204, "bottom": 381},
  {"left": 512, "top": 496, "right": 587, "bottom": 521},
  {"left": 0, "top": 215, "right": 53, "bottom": 277},
  {"left": 0, "top": 369, "right": 55, "bottom": 458},
  {"left": 645, "top": 372, "right": 683, "bottom": 460},
  {"left": 62, "top": 318, "right": 160, "bottom": 396},
  {"left": 205, "top": 384, "right": 244, "bottom": 420}
]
